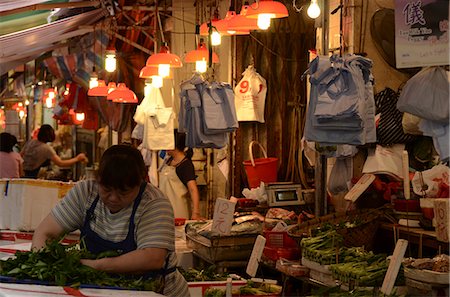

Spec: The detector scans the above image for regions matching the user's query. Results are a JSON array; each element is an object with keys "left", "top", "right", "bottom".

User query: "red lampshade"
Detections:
[
  {"left": 139, "top": 66, "right": 173, "bottom": 79},
  {"left": 87, "top": 80, "right": 108, "bottom": 96},
  {"left": 245, "top": 0, "right": 289, "bottom": 19},
  {"left": 107, "top": 83, "right": 138, "bottom": 103},
  {"left": 200, "top": 12, "right": 250, "bottom": 36},
  {"left": 227, "top": 5, "right": 260, "bottom": 31},
  {"left": 185, "top": 41, "right": 220, "bottom": 63},
  {"left": 145, "top": 44, "right": 182, "bottom": 68}
]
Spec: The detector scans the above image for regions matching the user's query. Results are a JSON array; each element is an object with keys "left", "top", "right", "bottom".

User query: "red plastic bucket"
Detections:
[{"left": 243, "top": 141, "right": 278, "bottom": 188}]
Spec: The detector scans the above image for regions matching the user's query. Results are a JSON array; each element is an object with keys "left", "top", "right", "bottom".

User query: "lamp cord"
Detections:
[{"left": 156, "top": 3, "right": 165, "bottom": 43}]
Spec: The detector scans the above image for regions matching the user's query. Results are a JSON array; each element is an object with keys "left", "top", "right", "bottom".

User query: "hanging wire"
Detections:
[
  {"left": 182, "top": 3, "right": 187, "bottom": 53},
  {"left": 157, "top": 8, "right": 165, "bottom": 43}
]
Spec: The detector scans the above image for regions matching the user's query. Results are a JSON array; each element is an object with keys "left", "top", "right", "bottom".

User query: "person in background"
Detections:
[
  {"left": 31, "top": 145, "right": 189, "bottom": 296},
  {"left": 159, "top": 132, "right": 204, "bottom": 220},
  {"left": 21, "top": 124, "right": 87, "bottom": 178},
  {"left": 0, "top": 132, "right": 23, "bottom": 178}
]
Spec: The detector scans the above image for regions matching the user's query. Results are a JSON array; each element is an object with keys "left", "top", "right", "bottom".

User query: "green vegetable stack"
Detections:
[
  {"left": 179, "top": 265, "right": 229, "bottom": 282},
  {"left": 301, "top": 229, "right": 344, "bottom": 265},
  {"left": 0, "top": 238, "right": 163, "bottom": 291}
]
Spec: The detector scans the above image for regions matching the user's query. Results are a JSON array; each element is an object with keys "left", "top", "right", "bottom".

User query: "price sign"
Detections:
[
  {"left": 434, "top": 199, "right": 450, "bottom": 243},
  {"left": 211, "top": 198, "right": 236, "bottom": 235},
  {"left": 246, "top": 235, "right": 266, "bottom": 278}
]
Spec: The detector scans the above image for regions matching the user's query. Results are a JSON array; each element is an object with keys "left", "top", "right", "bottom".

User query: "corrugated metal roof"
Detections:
[{"left": 0, "top": 7, "right": 109, "bottom": 75}]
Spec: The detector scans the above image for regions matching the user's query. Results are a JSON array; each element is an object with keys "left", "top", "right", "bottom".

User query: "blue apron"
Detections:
[{"left": 80, "top": 182, "right": 175, "bottom": 282}]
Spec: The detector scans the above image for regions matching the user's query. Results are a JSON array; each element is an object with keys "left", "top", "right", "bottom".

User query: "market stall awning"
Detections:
[{"left": 0, "top": 7, "right": 108, "bottom": 75}]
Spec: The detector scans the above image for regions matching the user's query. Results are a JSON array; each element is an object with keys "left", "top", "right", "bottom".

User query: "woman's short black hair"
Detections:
[
  {"left": 174, "top": 131, "right": 193, "bottom": 159},
  {"left": 96, "top": 144, "right": 147, "bottom": 190},
  {"left": 37, "top": 124, "right": 56, "bottom": 143},
  {"left": 0, "top": 132, "right": 17, "bottom": 152}
]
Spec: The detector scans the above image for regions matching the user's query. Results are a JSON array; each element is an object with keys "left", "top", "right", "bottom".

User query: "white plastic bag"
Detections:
[
  {"left": 411, "top": 164, "right": 450, "bottom": 197},
  {"left": 402, "top": 112, "right": 422, "bottom": 135},
  {"left": 397, "top": 67, "right": 449, "bottom": 123},
  {"left": 234, "top": 65, "right": 267, "bottom": 123}
]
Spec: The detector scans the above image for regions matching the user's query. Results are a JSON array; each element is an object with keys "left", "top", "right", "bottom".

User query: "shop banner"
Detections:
[{"left": 395, "top": 0, "right": 449, "bottom": 68}]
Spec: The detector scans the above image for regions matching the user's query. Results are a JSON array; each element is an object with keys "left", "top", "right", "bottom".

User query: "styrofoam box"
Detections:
[{"left": 0, "top": 179, "right": 75, "bottom": 231}]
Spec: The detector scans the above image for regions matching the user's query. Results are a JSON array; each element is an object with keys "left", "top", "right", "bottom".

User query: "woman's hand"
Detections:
[
  {"left": 77, "top": 153, "right": 88, "bottom": 163},
  {"left": 80, "top": 258, "right": 101, "bottom": 270}
]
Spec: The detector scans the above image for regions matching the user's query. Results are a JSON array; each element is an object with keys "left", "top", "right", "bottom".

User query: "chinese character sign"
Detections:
[
  {"left": 395, "top": 0, "right": 449, "bottom": 68},
  {"left": 211, "top": 198, "right": 236, "bottom": 235}
]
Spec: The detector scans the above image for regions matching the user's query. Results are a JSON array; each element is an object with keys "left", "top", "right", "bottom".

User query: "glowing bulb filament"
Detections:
[{"left": 18, "top": 110, "right": 25, "bottom": 119}]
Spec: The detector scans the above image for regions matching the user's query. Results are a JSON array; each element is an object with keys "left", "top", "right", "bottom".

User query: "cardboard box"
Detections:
[{"left": 0, "top": 179, "right": 74, "bottom": 231}]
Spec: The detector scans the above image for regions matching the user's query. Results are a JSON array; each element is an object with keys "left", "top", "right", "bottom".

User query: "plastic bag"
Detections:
[
  {"left": 328, "top": 157, "right": 353, "bottom": 195},
  {"left": 411, "top": 164, "right": 450, "bottom": 197},
  {"left": 397, "top": 67, "right": 449, "bottom": 123},
  {"left": 402, "top": 112, "right": 422, "bottom": 135},
  {"left": 234, "top": 65, "right": 267, "bottom": 123}
]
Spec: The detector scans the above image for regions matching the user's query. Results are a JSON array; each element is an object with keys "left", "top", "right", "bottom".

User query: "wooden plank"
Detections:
[{"left": 380, "top": 239, "right": 408, "bottom": 295}]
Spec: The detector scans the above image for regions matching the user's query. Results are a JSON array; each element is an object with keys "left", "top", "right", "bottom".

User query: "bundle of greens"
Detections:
[
  {"left": 330, "top": 249, "right": 404, "bottom": 287},
  {"left": 203, "top": 280, "right": 282, "bottom": 297},
  {"left": 301, "top": 229, "right": 344, "bottom": 265},
  {"left": 179, "top": 265, "right": 229, "bottom": 282},
  {"left": 0, "top": 238, "right": 162, "bottom": 291}
]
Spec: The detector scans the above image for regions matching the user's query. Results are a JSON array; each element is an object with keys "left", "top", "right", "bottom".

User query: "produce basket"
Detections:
[{"left": 287, "top": 208, "right": 383, "bottom": 251}]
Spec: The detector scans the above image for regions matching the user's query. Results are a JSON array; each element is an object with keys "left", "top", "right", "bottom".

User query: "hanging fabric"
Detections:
[
  {"left": 304, "top": 54, "right": 376, "bottom": 146},
  {"left": 374, "top": 87, "right": 416, "bottom": 145},
  {"left": 179, "top": 74, "right": 237, "bottom": 148}
]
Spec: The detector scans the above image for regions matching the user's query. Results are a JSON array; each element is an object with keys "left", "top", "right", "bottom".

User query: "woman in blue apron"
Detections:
[{"left": 32, "top": 145, "right": 189, "bottom": 296}]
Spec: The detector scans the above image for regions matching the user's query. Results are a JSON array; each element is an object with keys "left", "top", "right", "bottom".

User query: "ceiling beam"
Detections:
[{"left": 0, "top": 1, "right": 101, "bottom": 17}]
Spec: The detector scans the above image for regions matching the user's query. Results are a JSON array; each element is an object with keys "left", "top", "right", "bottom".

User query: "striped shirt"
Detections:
[{"left": 52, "top": 180, "right": 189, "bottom": 297}]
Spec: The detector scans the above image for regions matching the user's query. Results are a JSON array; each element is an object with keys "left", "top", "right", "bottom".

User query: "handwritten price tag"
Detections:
[{"left": 212, "top": 198, "right": 236, "bottom": 235}]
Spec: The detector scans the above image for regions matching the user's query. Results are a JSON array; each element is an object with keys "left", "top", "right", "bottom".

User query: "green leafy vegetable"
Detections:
[{"left": 0, "top": 238, "right": 162, "bottom": 291}]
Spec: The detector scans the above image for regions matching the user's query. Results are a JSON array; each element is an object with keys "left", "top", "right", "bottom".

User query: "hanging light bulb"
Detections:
[
  {"left": 45, "top": 97, "right": 53, "bottom": 108},
  {"left": 158, "top": 64, "right": 171, "bottom": 78},
  {"left": 145, "top": 42, "right": 182, "bottom": 78},
  {"left": 210, "top": 30, "right": 222, "bottom": 46},
  {"left": 89, "top": 73, "right": 98, "bottom": 89},
  {"left": 307, "top": 0, "right": 321, "bottom": 19},
  {"left": 257, "top": 13, "right": 273, "bottom": 30},
  {"left": 48, "top": 89, "right": 55, "bottom": 100},
  {"left": 105, "top": 50, "right": 116, "bottom": 72},
  {"left": 245, "top": 0, "right": 288, "bottom": 30},
  {"left": 75, "top": 112, "right": 85, "bottom": 122},
  {"left": 18, "top": 109, "right": 25, "bottom": 119},
  {"left": 25, "top": 99, "right": 30, "bottom": 106},
  {"left": 195, "top": 59, "right": 208, "bottom": 73}
]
